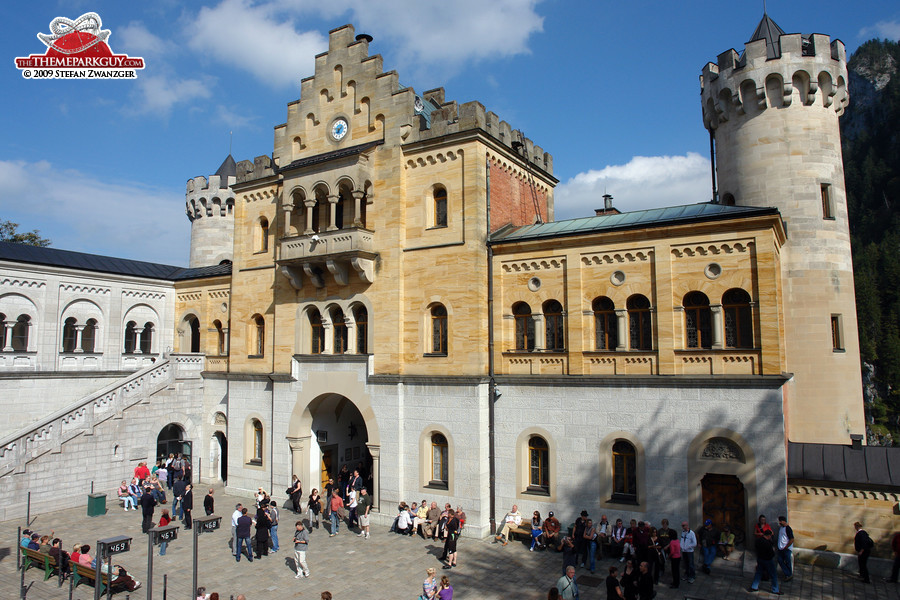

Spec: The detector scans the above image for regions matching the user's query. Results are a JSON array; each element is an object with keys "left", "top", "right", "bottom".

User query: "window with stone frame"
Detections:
[
  {"left": 250, "top": 419, "right": 263, "bottom": 465},
  {"left": 430, "top": 304, "right": 448, "bottom": 355},
  {"left": 353, "top": 306, "right": 368, "bottom": 354},
  {"left": 433, "top": 187, "right": 448, "bottom": 228},
  {"left": 332, "top": 308, "right": 348, "bottom": 353},
  {"left": 723, "top": 288, "right": 753, "bottom": 348},
  {"left": 683, "top": 291, "right": 712, "bottom": 349},
  {"left": 11, "top": 315, "right": 29, "bottom": 352},
  {"left": 513, "top": 302, "right": 535, "bottom": 351},
  {"left": 431, "top": 432, "right": 448, "bottom": 488},
  {"left": 124, "top": 320, "right": 137, "bottom": 353},
  {"left": 82, "top": 318, "right": 98, "bottom": 353},
  {"left": 593, "top": 296, "right": 617, "bottom": 350},
  {"left": 62, "top": 317, "right": 77, "bottom": 352},
  {"left": 612, "top": 440, "right": 637, "bottom": 503},
  {"left": 528, "top": 435, "right": 550, "bottom": 492},
  {"left": 627, "top": 295, "right": 652, "bottom": 350},
  {"left": 543, "top": 300, "right": 565, "bottom": 351},
  {"left": 309, "top": 309, "right": 324, "bottom": 354}
]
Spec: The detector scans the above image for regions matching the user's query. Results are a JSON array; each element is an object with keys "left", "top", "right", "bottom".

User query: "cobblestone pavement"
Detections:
[{"left": 2, "top": 485, "right": 900, "bottom": 599}]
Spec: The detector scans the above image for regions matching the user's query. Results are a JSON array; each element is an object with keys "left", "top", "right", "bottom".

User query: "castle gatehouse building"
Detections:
[{"left": 0, "top": 16, "right": 865, "bottom": 546}]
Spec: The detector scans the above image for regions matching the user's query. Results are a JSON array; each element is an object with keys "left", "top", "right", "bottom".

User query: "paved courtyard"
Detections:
[{"left": 2, "top": 484, "right": 899, "bottom": 600}]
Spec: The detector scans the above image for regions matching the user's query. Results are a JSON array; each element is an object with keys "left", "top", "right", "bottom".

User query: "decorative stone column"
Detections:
[
  {"left": 346, "top": 316, "right": 357, "bottom": 354},
  {"left": 532, "top": 314, "right": 545, "bottom": 351},
  {"left": 352, "top": 190, "right": 365, "bottom": 227},
  {"left": 322, "top": 315, "right": 334, "bottom": 354},
  {"left": 366, "top": 443, "right": 380, "bottom": 511},
  {"left": 284, "top": 206, "right": 295, "bottom": 237},
  {"left": 133, "top": 325, "right": 145, "bottom": 354},
  {"left": 3, "top": 320, "right": 15, "bottom": 352},
  {"left": 287, "top": 435, "right": 311, "bottom": 486},
  {"left": 710, "top": 304, "right": 724, "bottom": 350},
  {"left": 615, "top": 309, "right": 628, "bottom": 351},
  {"left": 74, "top": 325, "right": 85, "bottom": 353},
  {"left": 303, "top": 199, "right": 317, "bottom": 234},
  {"left": 327, "top": 195, "right": 339, "bottom": 231}
]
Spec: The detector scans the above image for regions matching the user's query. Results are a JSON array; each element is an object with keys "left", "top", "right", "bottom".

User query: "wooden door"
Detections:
[{"left": 701, "top": 473, "right": 746, "bottom": 545}]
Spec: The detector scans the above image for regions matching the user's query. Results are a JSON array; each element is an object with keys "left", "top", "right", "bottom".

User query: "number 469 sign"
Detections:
[{"left": 99, "top": 535, "right": 132, "bottom": 558}]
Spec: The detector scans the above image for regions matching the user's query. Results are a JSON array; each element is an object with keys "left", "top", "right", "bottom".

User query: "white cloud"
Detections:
[
  {"left": 859, "top": 20, "right": 900, "bottom": 41},
  {"left": 186, "top": 0, "right": 543, "bottom": 86},
  {"left": 188, "top": 0, "right": 327, "bottom": 88},
  {"left": 0, "top": 160, "right": 189, "bottom": 265},
  {"left": 129, "top": 74, "right": 213, "bottom": 116},
  {"left": 554, "top": 153, "right": 712, "bottom": 220},
  {"left": 297, "top": 0, "right": 544, "bottom": 69},
  {"left": 118, "top": 22, "right": 175, "bottom": 58}
]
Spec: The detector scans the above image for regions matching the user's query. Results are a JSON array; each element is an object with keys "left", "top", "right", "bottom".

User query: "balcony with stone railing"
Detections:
[{"left": 278, "top": 228, "right": 377, "bottom": 289}]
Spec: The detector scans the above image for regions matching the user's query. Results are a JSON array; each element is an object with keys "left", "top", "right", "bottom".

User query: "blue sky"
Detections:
[{"left": 1, "top": 1, "right": 898, "bottom": 265}]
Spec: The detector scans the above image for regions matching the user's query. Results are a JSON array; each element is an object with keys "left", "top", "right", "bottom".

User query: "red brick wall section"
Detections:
[{"left": 489, "top": 160, "right": 548, "bottom": 232}]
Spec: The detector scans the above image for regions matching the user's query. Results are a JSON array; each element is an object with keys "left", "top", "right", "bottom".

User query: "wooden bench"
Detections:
[
  {"left": 72, "top": 562, "right": 116, "bottom": 596},
  {"left": 20, "top": 547, "right": 59, "bottom": 582}
]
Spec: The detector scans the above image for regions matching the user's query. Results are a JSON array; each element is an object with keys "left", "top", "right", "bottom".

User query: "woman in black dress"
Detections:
[
  {"left": 289, "top": 475, "right": 303, "bottom": 513},
  {"left": 254, "top": 504, "right": 271, "bottom": 559},
  {"left": 442, "top": 509, "right": 460, "bottom": 569},
  {"left": 620, "top": 559, "right": 639, "bottom": 600},
  {"left": 307, "top": 489, "right": 322, "bottom": 529}
]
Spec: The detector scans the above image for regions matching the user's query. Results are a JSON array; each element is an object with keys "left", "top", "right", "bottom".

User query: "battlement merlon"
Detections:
[{"left": 417, "top": 99, "right": 553, "bottom": 176}]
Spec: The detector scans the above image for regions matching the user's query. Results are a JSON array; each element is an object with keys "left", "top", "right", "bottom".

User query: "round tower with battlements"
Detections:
[
  {"left": 701, "top": 14, "right": 864, "bottom": 445},
  {"left": 186, "top": 155, "right": 236, "bottom": 268}
]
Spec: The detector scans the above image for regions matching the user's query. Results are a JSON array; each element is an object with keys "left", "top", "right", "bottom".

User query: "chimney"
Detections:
[
  {"left": 850, "top": 434, "right": 863, "bottom": 450},
  {"left": 603, "top": 194, "right": 613, "bottom": 211},
  {"left": 594, "top": 194, "right": 620, "bottom": 216}
]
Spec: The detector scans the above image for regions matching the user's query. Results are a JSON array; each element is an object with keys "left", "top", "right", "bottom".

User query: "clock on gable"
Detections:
[{"left": 330, "top": 117, "right": 348, "bottom": 141}]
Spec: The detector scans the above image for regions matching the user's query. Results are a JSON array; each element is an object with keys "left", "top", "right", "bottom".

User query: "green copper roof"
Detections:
[{"left": 489, "top": 203, "right": 779, "bottom": 244}]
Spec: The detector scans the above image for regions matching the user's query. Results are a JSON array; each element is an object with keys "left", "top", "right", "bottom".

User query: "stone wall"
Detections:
[{"left": 788, "top": 483, "right": 900, "bottom": 555}]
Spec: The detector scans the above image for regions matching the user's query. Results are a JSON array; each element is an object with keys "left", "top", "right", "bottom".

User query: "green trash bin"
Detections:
[{"left": 87, "top": 493, "right": 107, "bottom": 517}]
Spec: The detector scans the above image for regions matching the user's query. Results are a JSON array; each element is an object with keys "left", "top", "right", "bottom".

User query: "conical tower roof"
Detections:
[
  {"left": 748, "top": 13, "right": 786, "bottom": 59},
  {"left": 214, "top": 154, "right": 237, "bottom": 179}
]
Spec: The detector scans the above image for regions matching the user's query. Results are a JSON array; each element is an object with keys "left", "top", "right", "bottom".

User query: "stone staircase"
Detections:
[{"left": 0, "top": 354, "right": 205, "bottom": 521}]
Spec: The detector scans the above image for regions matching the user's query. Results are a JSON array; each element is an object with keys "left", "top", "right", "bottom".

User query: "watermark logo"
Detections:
[{"left": 14, "top": 12, "right": 145, "bottom": 80}]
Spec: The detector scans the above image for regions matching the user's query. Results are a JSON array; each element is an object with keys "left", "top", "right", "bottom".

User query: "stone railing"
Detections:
[
  {"left": 280, "top": 227, "right": 374, "bottom": 261},
  {"left": 0, "top": 357, "right": 181, "bottom": 478}
]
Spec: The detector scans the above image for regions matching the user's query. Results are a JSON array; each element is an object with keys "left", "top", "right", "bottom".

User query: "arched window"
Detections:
[
  {"left": 723, "top": 288, "right": 753, "bottom": 348},
  {"left": 543, "top": 300, "right": 565, "bottom": 351},
  {"left": 82, "top": 318, "right": 97, "bottom": 353},
  {"left": 513, "top": 302, "right": 535, "bottom": 351},
  {"left": 612, "top": 440, "right": 637, "bottom": 502},
  {"left": 434, "top": 187, "right": 448, "bottom": 228},
  {"left": 213, "top": 320, "right": 226, "bottom": 355},
  {"left": 431, "top": 432, "right": 448, "bottom": 487},
  {"left": 0, "top": 312, "right": 6, "bottom": 348},
  {"left": 430, "top": 304, "right": 448, "bottom": 355},
  {"left": 258, "top": 217, "right": 269, "bottom": 252},
  {"left": 62, "top": 317, "right": 77, "bottom": 352},
  {"left": 332, "top": 308, "right": 348, "bottom": 354},
  {"left": 189, "top": 316, "right": 200, "bottom": 353},
  {"left": 309, "top": 309, "right": 324, "bottom": 354},
  {"left": 593, "top": 297, "right": 617, "bottom": 350},
  {"left": 353, "top": 306, "right": 368, "bottom": 354},
  {"left": 528, "top": 436, "right": 549, "bottom": 492},
  {"left": 684, "top": 291, "right": 712, "bottom": 349},
  {"left": 250, "top": 419, "right": 263, "bottom": 465},
  {"left": 124, "top": 321, "right": 136, "bottom": 353},
  {"left": 11, "top": 315, "right": 29, "bottom": 352},
  {"left": 253, "top": 315, "right": 265, "bottom": 356},
  {"left": 140, "top": 322, "right": 154, "bottom": 354},
  {"left": 627, "top": 295, "right": 652, "bottom": 350},
  {"left": 336, "top": 189, "right": 349, "bottom": 230}
]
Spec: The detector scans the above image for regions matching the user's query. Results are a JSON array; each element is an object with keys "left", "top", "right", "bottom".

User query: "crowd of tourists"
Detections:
[{"left": 484, "top": 506, "right": 800, "bottom": 599}]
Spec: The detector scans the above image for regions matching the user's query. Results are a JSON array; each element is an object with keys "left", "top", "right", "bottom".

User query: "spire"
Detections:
[
  {"left": 749, "top": 13, "right": 786, "bottom": 59},
  {"left": 214, "top": 154, "right": 236, "bottom": 179}
]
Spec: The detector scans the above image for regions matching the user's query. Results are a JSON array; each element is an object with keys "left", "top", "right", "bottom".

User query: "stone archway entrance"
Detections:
[
  {"left": 701, "top": 473, "right": 746, "bottom": 545},
  {"left": 157, "top": 423, "right": 192, "bottom": 464},
  {"left": 288, "top": 391, "right": 381, "bottom": 510}
]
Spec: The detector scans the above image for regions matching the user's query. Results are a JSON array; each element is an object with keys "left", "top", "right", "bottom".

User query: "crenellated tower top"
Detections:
[
  {"left": 701, "top": 13, "right": 849, "bottom": 134},
  {"left": 185, "top": 154, "right": 237, "bottom": 268}
]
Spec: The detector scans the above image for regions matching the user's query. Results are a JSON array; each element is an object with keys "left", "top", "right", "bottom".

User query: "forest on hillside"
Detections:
[{"left": 842, "top": 39, "right": 900, "bottom": 444}]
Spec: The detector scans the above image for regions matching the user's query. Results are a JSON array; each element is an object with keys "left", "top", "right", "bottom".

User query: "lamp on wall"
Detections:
[{"left": 316, "top": 430, "right": 327, "bottom": 444}]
